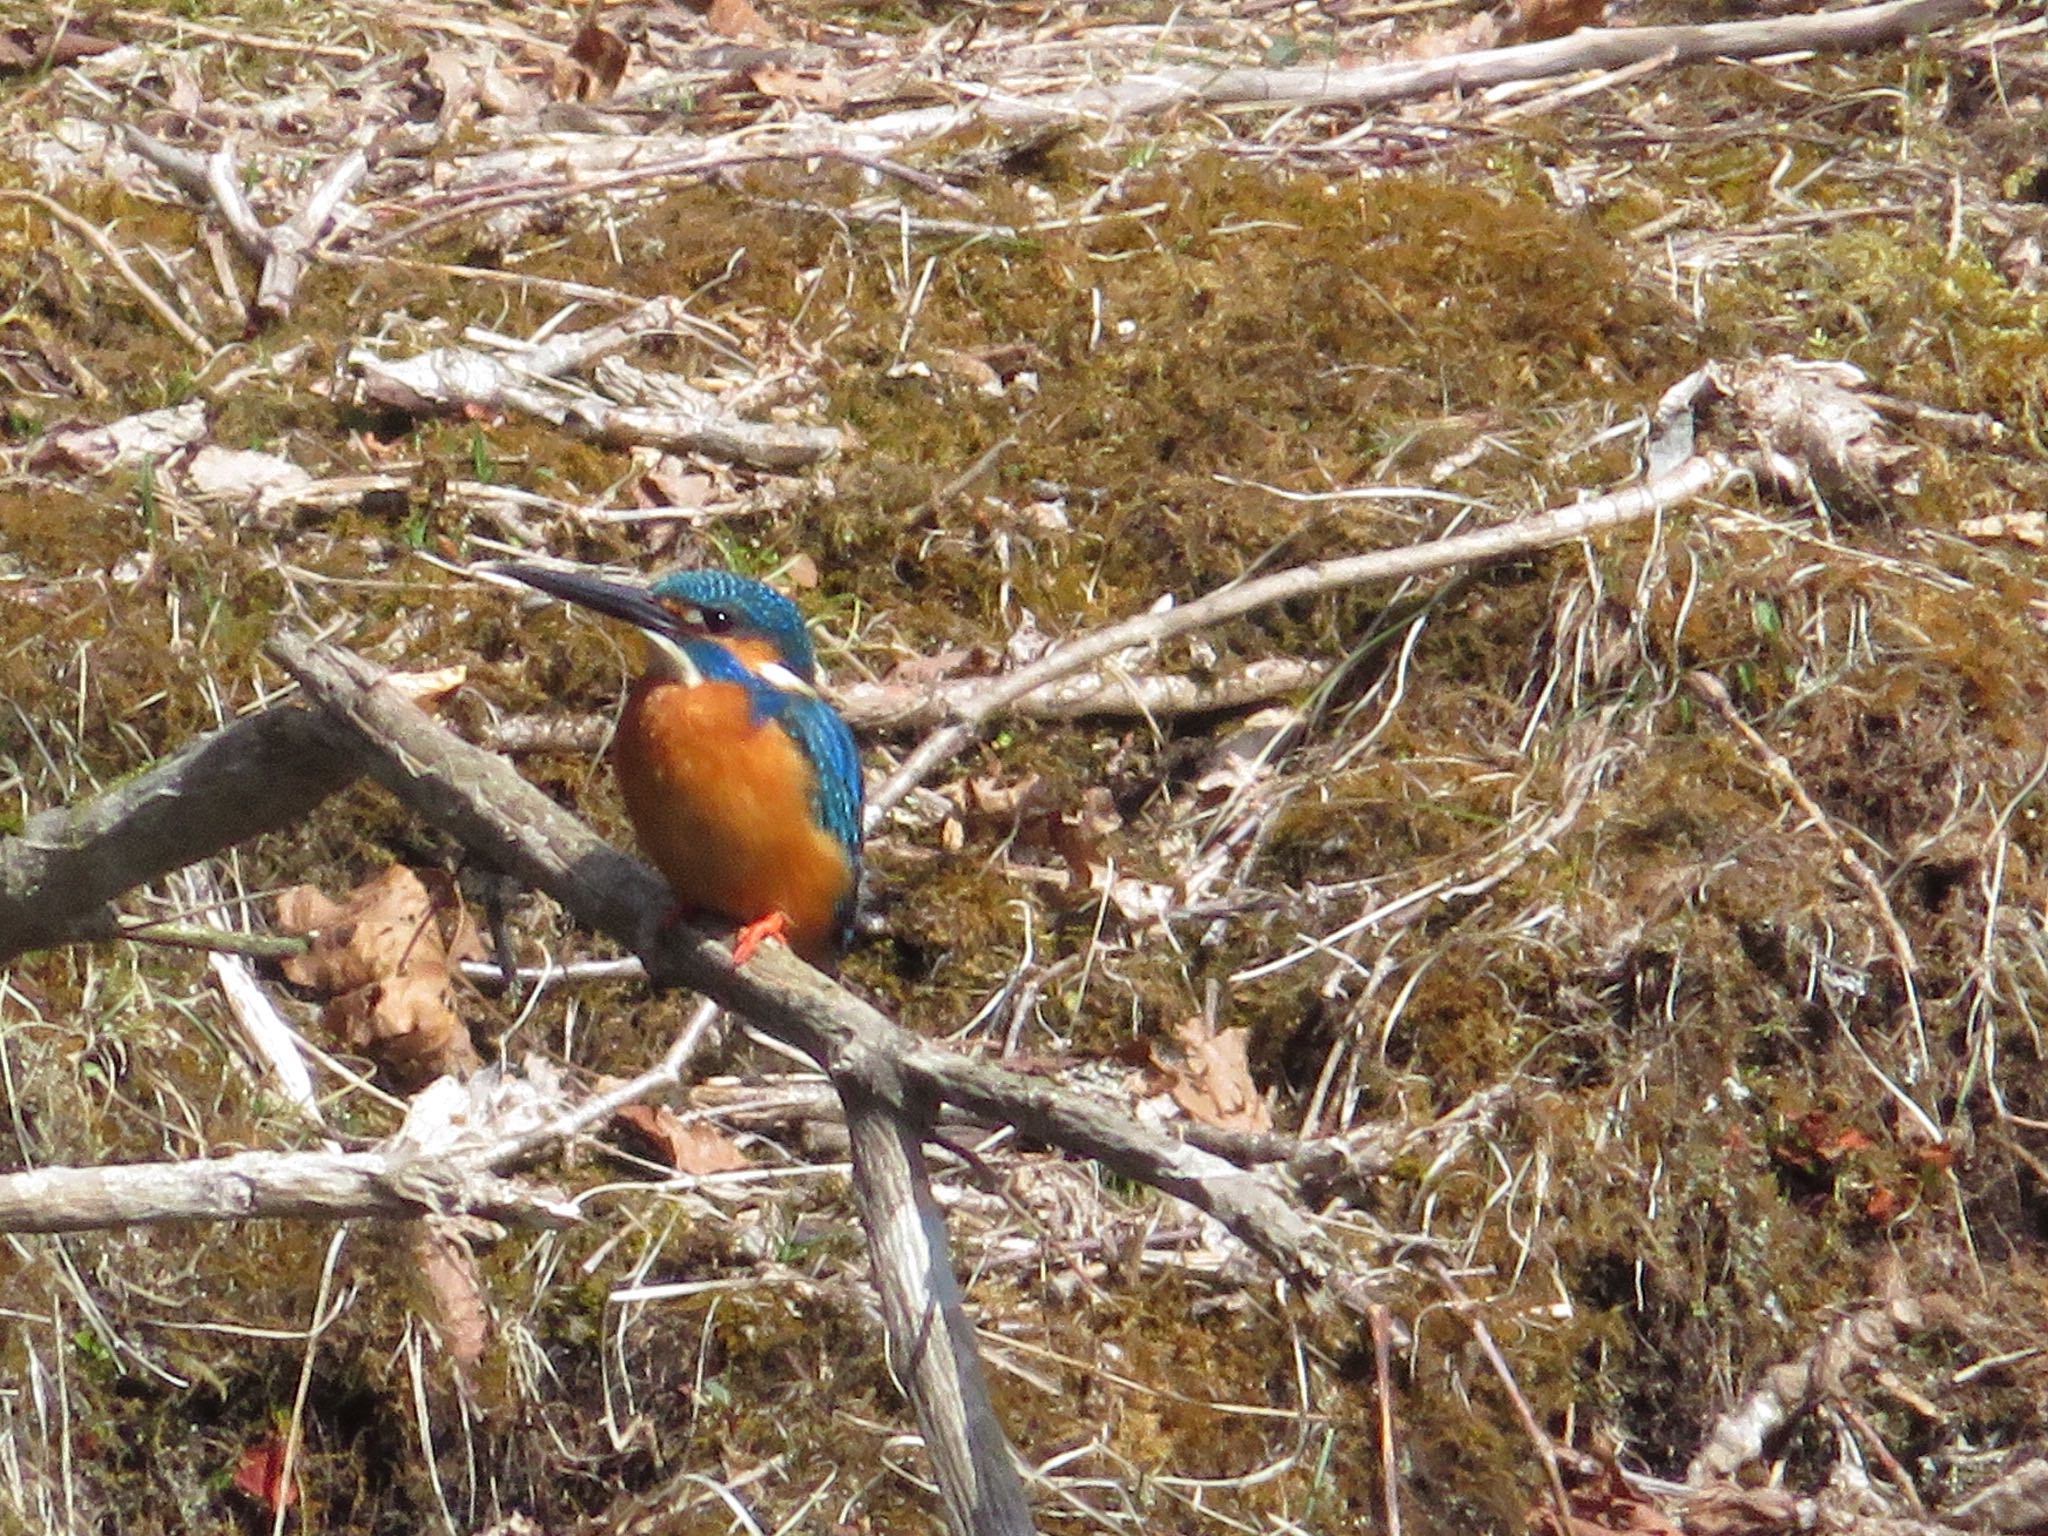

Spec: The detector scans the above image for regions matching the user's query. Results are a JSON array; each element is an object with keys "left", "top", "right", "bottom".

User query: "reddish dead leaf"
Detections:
[
  {"left": 612, "top": 1103, "right": 751, "bottom": 1174},
  {"left": 565, "top": 20, "right": 629, "bottom": 99},
  {"left": 1154, "top": 1017, "right": 1271, "bottom": 1134},
  {"left": 707, "top": 0, "right": 777, "bottom": 42},
  {"left": 1819, "top": 1126, "right": 1873, "bottom": 1159},
  {"left": 1864, "top": 1185, "right": 1905, "bottom": 1222},
  {"left": 231, "top": 1433, "right": 299, "bottom": 1513},
  {"left": 1910, "top": 1140, "right": 1956, "bottom": 1171},
  {"left": 275, "top": 867, "right": 485, "bottom": 1088},
  {"left": 1501, "top": 0, "right": 1606, "bottom": 45},
  {"left": 414, "top": 1222, "right": 490, "bottom": 1373}
]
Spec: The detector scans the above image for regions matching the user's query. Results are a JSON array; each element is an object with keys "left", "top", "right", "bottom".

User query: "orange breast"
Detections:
[{"left": 613, "top": 677, "right": 854, "bottom": 966}]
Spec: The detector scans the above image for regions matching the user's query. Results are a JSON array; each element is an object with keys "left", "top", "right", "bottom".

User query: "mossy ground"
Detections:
[{"left": 4, "top": 3, "right": 2048, "bottom": 1533}]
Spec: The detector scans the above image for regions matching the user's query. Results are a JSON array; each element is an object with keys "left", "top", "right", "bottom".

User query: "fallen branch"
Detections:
[
  {"left": 0, "top": 1146, "right": 576, "bottom": 1234},
  {"left": 0, "top": 705, "right": 361, "bottom": 966},
  {"left": 868, "top": 451, "right": 1735, "bottom": 824},
  {"left": 1083, "top": 0, "right": 1982, "bottom": 117},
  {"left": 125, "top": 127, "right": 373, "bottom": 321},
  {"left": 351, "top": 296, "right": 840, "bottom": 471},
  {"left": 481, "top": 655, "right": 1327, "bottom": 756}
]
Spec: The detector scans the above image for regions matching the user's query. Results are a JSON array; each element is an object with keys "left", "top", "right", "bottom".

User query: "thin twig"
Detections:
[
  {"left": 0, "top": 189, "right": 212, "bottom": 355},
  {"left": 1685, "top": 670, "right": 1940, "bottom": 1141},
  {"left": 870, "top": 452, "right": 1730, "bottom": 825}
]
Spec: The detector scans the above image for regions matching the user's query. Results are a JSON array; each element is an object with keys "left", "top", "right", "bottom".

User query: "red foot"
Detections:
[{"left": 731, "top": 911, "right": 791, "bottom": 968}]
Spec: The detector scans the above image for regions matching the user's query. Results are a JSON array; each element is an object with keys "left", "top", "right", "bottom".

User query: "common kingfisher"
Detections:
[{"left": 499, "top": 563, "right": 863, "bottom": 971}]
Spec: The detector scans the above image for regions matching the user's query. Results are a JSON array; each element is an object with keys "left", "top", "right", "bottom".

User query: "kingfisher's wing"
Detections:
[
  {"left": 775, "top": 690, "right": 865, "bottom": 954},
  {"left": 679, "top": 635, "right": 864, "bottom": 855},
  {"left": 779, "top": 692, "right": 865, "bottom": 863},
  {"left": 683, "top": 633, "right": 865, "bottom": 946}
]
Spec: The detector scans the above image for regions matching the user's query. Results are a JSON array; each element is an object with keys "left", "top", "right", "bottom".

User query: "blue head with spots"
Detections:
[{"left": 647, "top": 569, "right": 819, "bottom": 683}]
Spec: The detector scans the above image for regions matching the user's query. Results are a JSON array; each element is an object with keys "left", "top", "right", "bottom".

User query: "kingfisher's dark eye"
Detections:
[{"left": 700, "top": 608, "right": 735, "bottom": 635}]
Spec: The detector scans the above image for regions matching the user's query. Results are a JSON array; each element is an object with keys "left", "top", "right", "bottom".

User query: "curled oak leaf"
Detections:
[
  {"left": 276, "top": 866, "right": 485, "bottom": 1088},
  {"left": 1153, "top": 1016, "right": 1271, "bottom": 1135},
  {"left": 612, "top": 1103, "right": 751, "bottom": 1175},
  {"left": 413, "top": 1222, "right": 491, "bottom": 1374}
]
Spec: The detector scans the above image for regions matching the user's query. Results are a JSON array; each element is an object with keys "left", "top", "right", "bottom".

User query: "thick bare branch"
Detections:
[
  {"left": 0, "top": 706, "right": 361, "bottom": 965},
  {"left": 0, "top": 1147, "right": 576, "bottom": 1234},
  {"left": 840, "top": 1045, "right": 1035, "bottom": 1536}
]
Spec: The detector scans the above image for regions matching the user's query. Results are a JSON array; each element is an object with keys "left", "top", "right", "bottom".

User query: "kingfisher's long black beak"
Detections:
[
  {"left": 494, "top": 562, "right": 706, "bottom": 684},
  {"left": 496, "top": 563, "right": 678, "bottom": 637}
]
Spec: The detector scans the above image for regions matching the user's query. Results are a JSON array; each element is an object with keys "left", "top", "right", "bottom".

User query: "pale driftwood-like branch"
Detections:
[
  {"left": 1083, "top": 0, "right": 1981, "bottom": 117},
  {"left": 125, "top": 127, "right": 371, "bottom": 321},
  {"left": 352, "top": 295, "right": 840, "bottom": 472},
  {"left": 1688, "top": 1296, "right": 1930, "bottom": 1485},
  {"left": 868, "top": 451, "right": 1735, "bottom": 824},
  {"left": 840, "top": 1046, "right": 1035, "bottom": 1536},
  {"left": 0, "top": 1147, "right": 575, "bottom": 1234},
  {"left": 0, "top": 706, "right": 361, "bottom": 966},
  {"left": 481, "top": 655, "right": 1327, "bottom": 757}
]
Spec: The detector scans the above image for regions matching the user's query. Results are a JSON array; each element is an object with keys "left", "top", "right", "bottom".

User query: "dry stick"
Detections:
[
  {"left": 483, "top": 998, "right": 721, "bottom": 1171},
  {"left": 0, "top": 1147, "right": 576, "bottom": 1234},
  {"left": 484, "top": 656, "right": 1328, "bottom": 757},
  {"left": 869, "top": 452, "right": 1733, "bottom": 827},
  {"left": 0, "top": 706, "right": 362, "bottom": 966},
  {"left": 1683, "top": 671, "right": 1942, "bottom": 1144},
  {"left": 1017, "top": 0, "right": 1983, "bottom": 118},
  {"left": 1369, "top": 1302, "right": 1404, "bottom": 1536},
  {"left": 1829, "top": 1398, "right": 1927, "bottom": 1519},
  {"left": 0, "top": 189, "right": 212, "bottom": 356},
  {"left": 1429, "top": 1261, "right": 1573, "bottom": 1535}
]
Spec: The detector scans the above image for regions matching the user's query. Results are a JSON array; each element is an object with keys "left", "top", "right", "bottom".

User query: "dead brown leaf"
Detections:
[
  {"left": 565, "top": 20, "right": 630, "bottom": 99},
  {"left": 413, "top": 1221, "right": 491, "bottom": 1373},
  {"left": 276, "top": 867, "right": 485, "bottom": 1088},
  {"left": 749, "top": 62, "right": 847, "bottom": 112},
  {"left": 1501, "top": 0, "right": 1607, "bottom": 45},
  {"left": 230, "top": 1433, "right": 299, "bottom": 1513},
  {"left": 707, "top": 0, "right": 778, "bottom": 43},
  {"left": 613, "top": 1103, "right": 752, "bottom": 1174},
  {"left": 1154, "top": 1016, "right": 1270, "bottom": 1134}
]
